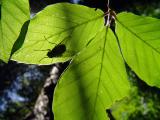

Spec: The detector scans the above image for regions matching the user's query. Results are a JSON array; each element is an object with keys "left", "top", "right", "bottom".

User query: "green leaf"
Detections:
[
  {"left": 116, "top": 12, "right": 160, "bottom": 87},
  {"left": 0, "top": 0, "right": 30, "bottom": 62},
  {"left": 53, "top": 27, "right": 130, "bottom": 120},
  {"left": 11, "top": 3, "right": 104, "bottom": 65}
]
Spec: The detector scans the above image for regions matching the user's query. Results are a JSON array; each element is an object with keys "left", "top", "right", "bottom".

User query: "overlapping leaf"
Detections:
[
  {"left": 53, "top": 27, "right": 130, "bottom": 120},
  {"left": 116, "top": 12, "right": 160, "bottom": 87},
  {"left": 12, "top": 3, "right": 104, "bottom": 65},
  {"left": 0, "top": 0, "right": 30, "bottom": 62}
]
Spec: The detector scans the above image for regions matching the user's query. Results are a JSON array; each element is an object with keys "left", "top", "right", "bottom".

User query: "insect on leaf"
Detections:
[
  {"left": 53, "top": 27, "right": 130, "bottom": 120},
  {"left": 47, "top": 44, "right": 66, "bottom": 58},
  {"left": 11, "top": 3, "right": 104, "bottom": 65}
]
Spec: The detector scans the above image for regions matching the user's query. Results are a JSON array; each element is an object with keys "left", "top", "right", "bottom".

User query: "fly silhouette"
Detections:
[
  {"left": 35, "top": 36, "right": 67, "bottom": 62},
  {"left": 47, "top": 44, "right": 66, "bottom": 58},
  {"left": 37, "top": 44, "right": 66, "bottom": 62}
]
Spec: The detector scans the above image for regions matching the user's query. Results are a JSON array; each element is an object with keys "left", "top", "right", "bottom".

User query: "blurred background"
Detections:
[{"left": 1, "top": 0, "right": 160, "bottom": 119}]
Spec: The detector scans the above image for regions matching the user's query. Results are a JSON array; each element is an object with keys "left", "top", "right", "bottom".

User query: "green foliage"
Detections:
[
  {"left": 116, "top": 12, "right": 160, "bottom": 87},
  {"left": 12, "top": 3, "right": 104, "bottom": 64},
  {"left": 53, "top": 27, "right": 130, "bottom": 120},
  {"left": 0, "top": 0, "right": 30, "bottom": 62},
  {"left": 111, "top": 71, "right": 160, "bottom": 120},
  {"left": 1, "top": 1, "right": 160, "bottom": 120}
]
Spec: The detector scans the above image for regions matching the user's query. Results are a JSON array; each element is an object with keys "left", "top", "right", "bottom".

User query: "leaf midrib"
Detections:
[
  {"left": 117, "top": 19, "right": 160, "bottom": 55},
  {"left": 91, "top": 27, "right": 108, "bottom": 120},
  {"left": 33, "top": 15, "right": 104, "bottom": 41}
]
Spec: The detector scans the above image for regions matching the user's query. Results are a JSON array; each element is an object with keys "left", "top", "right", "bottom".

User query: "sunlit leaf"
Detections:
[
  {"left": 53, "top": 27, "right": 130, "bottom": 120},
  {"left": 12, "top": 3, "right": 104, "bottom": 65},
  {"left": 0, "top": 0, "right": 30, "bottom": 62},
  {"left": 116, "top": 12, "right": 160, "bottom": 87}
]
